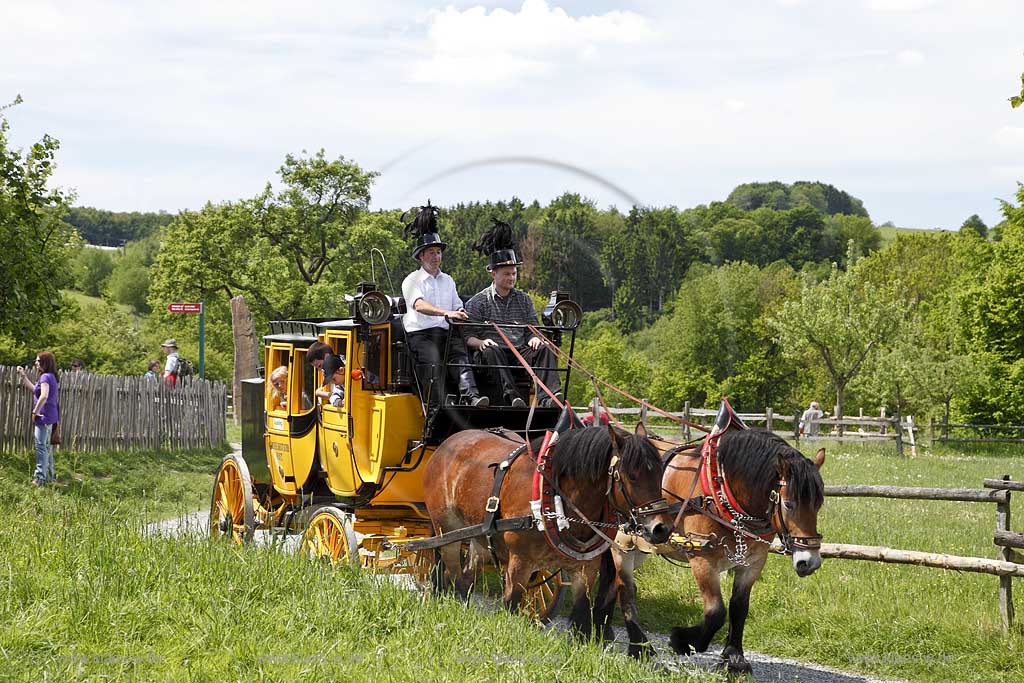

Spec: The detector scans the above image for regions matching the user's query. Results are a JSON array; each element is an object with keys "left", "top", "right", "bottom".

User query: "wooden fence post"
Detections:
[
  {"left": 793, "top": 409, "right": 801, "bottom": 443},
  {"left": 683, "top": 401, "right": 691, "bottom": 441},
  {"left": 766, "top": 406, "right": 774, "bottom": 433},
  {"left": 996, "top": 474, "right": 1014, "bottom": 634},
  {"left": 639, "top": 400, "right": 649, "bottom": 426},
  {"left": 894, "top": 410, "right": 904, "bottom": 458},
  {"left": 941, "top": 413, "right": 949, "bottom": 443},
  {"left": 929, "top": 417, "right": 935, "bottom": 449},
  {"left": 590, "top": 397, "right": 600, "bottom": 421}
]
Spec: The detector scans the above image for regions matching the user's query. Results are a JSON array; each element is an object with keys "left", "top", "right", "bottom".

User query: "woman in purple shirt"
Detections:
[{"left": 17, "top": 351, "right": 60, "bottom": 486}]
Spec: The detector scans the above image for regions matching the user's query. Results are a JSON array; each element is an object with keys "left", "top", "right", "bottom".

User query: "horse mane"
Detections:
[
  {"left": 545, "top": 426, "right": 662, "bottom": 484},
  {"left": 472, "top": 218, "right": 515, "bottom": 257},
  {"left": 717, "top": 429, "right": 824, "bottom": 508},
  {"left": 403, "top": 200, "right": 439, "bottom": 239}
]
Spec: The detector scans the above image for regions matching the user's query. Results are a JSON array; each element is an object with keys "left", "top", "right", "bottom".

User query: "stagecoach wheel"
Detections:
[
  {"left": 300, "top": 507, "right": 360, "bottom": 567},
  {"left": 209, "top": 453, "right": 255, "bottom": 544},
  {"left": 519, "top": 568, "right": 568, "bottom": 623}
]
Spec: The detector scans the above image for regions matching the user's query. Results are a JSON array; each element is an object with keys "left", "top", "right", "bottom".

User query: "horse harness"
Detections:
[
  {"left": 469, "top": 427, "right": 671, "bottom": 563},
  {"left": 653, "top": 403, "right": 822, "bottom": 563}
]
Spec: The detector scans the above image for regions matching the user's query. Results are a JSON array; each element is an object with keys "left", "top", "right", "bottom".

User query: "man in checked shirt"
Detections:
[{"left": 464, "top": 247, "right": 563, "bottom": 408}]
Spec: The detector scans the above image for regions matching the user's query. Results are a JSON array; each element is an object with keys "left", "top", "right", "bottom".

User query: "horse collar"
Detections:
[{"left": 698, "top": 431, "right": 775, "bottom": 541}]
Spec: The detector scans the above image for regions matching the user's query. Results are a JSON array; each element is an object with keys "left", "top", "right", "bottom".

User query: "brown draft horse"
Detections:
[
  {"left": 594, "top": 428, "right": 825, "bottom": 675},
  {"left": 422, "top": 423, "right": 674, "bottom": 636}
]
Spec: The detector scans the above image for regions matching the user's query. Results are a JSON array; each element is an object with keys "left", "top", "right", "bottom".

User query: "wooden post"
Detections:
[
  {"left": 683, "top": 401, "right": 691, "bottom": 441},
  {"left": 894, "top": 409, "right": 904, "bottom": 458},
  {"left": 929, "top": 417, "right": 935, "bottom": 449},
  {"left": 941, "top": 413, "right": 949, "bottom": 443},
  {"left": 794, "top": 409, "right": 801, "bottom": 443},
  {"left": 907, "top": 415, "right": 917, "bottom": 458},
  {"left": 231, "top": 295, "right": 261, "bottom": 428},
  {"left": 590, "top": 396, "right": 600, "bottom": 421},
  {"left": 766, "top": 406, "right": 774, "bottom": 433},
  {"left": 996, "top": 474, "right": 1014, "bottom": 634},
  {"left": 639, "top": 400, "right": 649, "bottom": 427}
]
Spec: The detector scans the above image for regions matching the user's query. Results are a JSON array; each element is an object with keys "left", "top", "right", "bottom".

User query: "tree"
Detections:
[
  {"left": 960, "top": 214, "right": 988, "bottom": 239},
  {"left": 73, "top": 248, "right": 115, "bottom": 296},
  {"left": 0, "top": 96, "right": 75, "bottom": 342},
  {"left": 521, "top": 193, "right": 609, "bottom": 309},
  {"left": 768, "top": 253, "right": 908, "bottom": 422},
  {"left": 150, "top": 150, "right": 383, "bottom": 322},
  {"left": 254, "top": 150, "right": 378, "bottom": 287},
  {"left": 637, "top": 262, "right": 801, "bottom": 410}
]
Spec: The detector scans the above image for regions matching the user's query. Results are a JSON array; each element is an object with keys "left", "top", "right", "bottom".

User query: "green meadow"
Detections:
[{"left": 0, "top": 440, "right": 1021, "bottom": 682}]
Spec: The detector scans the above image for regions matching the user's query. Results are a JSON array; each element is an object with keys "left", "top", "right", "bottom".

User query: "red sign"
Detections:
[{"left": 167, "top": 302, "right": 203, "bottom": 314}]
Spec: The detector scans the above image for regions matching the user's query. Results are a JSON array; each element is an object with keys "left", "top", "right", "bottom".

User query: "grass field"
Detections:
[{"left": 0, "top": 439, "right": 1020, "bottom": 682}]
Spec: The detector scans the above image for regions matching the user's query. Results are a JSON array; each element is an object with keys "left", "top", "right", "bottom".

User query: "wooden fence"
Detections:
[
  {"left": 0, "top": 366, "right": 227, "bottom": 453},
  {"left": 790, "top": 476, "right": 1022, "bottom": 634},
  {"left": 584, "top": 400, "right": 918, "bottom": 455},
  {"left": 930, "top": 417, "right": 1024, "bottom": 445}
]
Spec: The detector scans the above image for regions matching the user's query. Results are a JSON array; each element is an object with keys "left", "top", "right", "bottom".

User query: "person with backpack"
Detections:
[
  {"left": 161, "top": 339, "right": 181, "bottom": 387},
  {"left": 160, "top": 339, "right": 196, "bottom": 387}
]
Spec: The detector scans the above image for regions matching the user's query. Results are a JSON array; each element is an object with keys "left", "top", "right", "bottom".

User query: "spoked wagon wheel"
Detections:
[
  {"left": 300, "top": 507, "right": 360, "bottom": 566},
  {"left": 210, "top": 453, "right": 255, "bottom": 544},
  {"left": 519, "top": 568, "right": 568, "bottom": 623}
]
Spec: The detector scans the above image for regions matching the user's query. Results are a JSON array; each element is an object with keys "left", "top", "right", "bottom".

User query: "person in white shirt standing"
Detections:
[{"left": 401, "top": 202, "right": 488, "bottom": 410}]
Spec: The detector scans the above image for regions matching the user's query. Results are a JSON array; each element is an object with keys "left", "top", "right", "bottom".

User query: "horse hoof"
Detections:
[
  {"left": 627, "top": 643, "right": 654, "bottom": 660},
  {"left": 716, "top": 653, "right": 753, "bottom": 676},
  {"left": 669, "top": 626, "right": 698, "bottom": 655}
]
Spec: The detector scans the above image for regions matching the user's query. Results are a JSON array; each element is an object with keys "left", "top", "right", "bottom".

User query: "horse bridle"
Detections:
[
  {"left": 767, "top": 478, "right": 823, "bottom": 555},
  {"left": 607, "top": 453, "right": 671, "bottom": 536}
]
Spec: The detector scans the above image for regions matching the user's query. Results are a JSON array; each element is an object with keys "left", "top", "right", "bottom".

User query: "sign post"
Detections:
[{"left": 166, "top": 302, "right": 206, "bottom": 379}]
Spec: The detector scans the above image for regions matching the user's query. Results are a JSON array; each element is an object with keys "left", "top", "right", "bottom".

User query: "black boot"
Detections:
[{"left": 458, "top": 370, "right": 489, "bottom": 408}]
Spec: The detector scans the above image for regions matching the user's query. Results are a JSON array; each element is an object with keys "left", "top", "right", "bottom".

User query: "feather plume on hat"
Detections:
[{"left": 472, "top": 218, "right": 515, "bottom": 257}]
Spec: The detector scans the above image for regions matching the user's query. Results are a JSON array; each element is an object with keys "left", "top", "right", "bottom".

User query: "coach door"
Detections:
[
  {"left": 318, "top": 331, "right": 363, "bottom": 497},
  {"left": 265, "top": 342, "right": 318, "bottom": 495}
]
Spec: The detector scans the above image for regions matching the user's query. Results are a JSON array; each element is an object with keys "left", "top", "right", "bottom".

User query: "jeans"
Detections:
[{"left": 33, "top": 423, "right": 55, "bottom": 484}]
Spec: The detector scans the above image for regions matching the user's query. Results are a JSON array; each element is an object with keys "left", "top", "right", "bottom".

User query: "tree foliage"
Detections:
[
  {"left": 726, "top": 181, "right": 869, "bottom": 218},
  {"left": 63, "top": 206, "right": 173, "bottom": 245},
  {"left": 0, "top": 96, "right": 75, "bottom": 342},
  {"left": 768, "top": 256, "right": 908, "bottom": 420}
]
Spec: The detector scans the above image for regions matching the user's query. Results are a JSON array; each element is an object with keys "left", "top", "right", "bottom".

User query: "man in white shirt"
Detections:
[
  {"left": 160, "top": 339, "right": 180, "bottom": 388},
  {"left": 402, "top": 233, "right": 488, "bottom": 409}
]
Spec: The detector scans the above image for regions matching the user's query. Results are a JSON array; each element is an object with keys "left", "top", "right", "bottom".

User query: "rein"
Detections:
[{"left": 525, "top": 323, "right": 710, "bottom": 434}]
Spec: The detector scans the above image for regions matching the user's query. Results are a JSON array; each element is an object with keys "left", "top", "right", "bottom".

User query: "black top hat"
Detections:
[
  {"left": 486, "top": 248, "right": 522, "bottom": 271},
  {"left": 412, "top": 232, "right": 448, "bottom": 260},
  {"left": 473, "top": 219, "right": 522, "bottom": 270},
  {"left": 404, "top": 201, "right": 447, "bottom": 260}
]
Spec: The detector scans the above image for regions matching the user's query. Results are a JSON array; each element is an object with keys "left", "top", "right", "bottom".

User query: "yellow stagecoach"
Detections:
[{"left": 210, "top": 282, "right": 583, "bottom": 619}]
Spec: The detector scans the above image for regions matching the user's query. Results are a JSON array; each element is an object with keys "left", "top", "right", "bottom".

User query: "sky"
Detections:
[{"left": 3, "top": 0, "right": 1023, "bottom": 229}]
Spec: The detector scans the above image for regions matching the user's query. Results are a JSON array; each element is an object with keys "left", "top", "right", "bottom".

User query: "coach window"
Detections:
[
  {"left": 293, "top": 348, "right": 315, "bottom": 414},
  {"left": 362, "top": 328, "right": 388, "bottom": 392},
  {"left": 266, "top": 347, "right": 291, "bottom": 414}
]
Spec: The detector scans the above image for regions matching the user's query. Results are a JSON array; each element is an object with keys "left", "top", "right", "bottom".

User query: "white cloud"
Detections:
[
  {"left": 864, "top": 0, "right": 938, "bottom": 12},
  {"left": 896, "top": 49, "right": 925, "bottom": 66},
  {"left": 994, "top": 126, "right": 1024, "bottom": 148},
  {"left": 410, "top": 0, "right": 654, "bottom": 85},
  {"left": 724, "top": 98, "right": 748, "bottom": 113}
]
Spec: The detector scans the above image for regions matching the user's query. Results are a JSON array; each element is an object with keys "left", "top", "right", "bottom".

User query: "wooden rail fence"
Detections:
[
  {"left": 585, "top": 400, "right": 918, "bottom": 455},
  {"left": 783, "top": 476, "right": 1021, "bottom": 634},
  {"left": 0, "top": 366, "right": 227, "bottom": 453}
]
